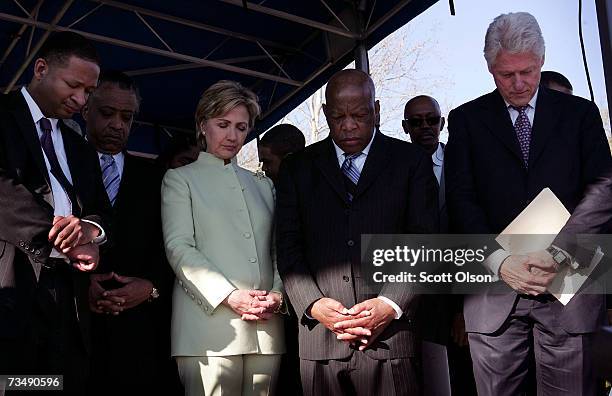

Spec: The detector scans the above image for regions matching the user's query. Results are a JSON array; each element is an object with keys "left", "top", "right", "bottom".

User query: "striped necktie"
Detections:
[
  {"left": 100, "top": 154, "right": 120, "bottom": 205},
  {"left": 341, "top": 152, "right": 362, "bottom": 200}
]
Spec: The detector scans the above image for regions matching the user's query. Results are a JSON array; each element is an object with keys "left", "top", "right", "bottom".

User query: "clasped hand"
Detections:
[
  {"left": 89, "top": 272, "right": 153, "bottom": 315},
  {"left": 499, "top": 250, "right": 559, "bottom": 295},
  {"left": 223, "top": 290, "right": 282, "bottom": 321},
  {"left": 310, "top": 297, "right": 396, "bottom": 351},
  {"left": 49, "top": 215, "right": 101, "bottom": 272}
]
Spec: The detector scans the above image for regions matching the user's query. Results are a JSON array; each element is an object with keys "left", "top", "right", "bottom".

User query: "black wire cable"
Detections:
[
  {"left": 449, "top": 0, "right": 455, "bottom": 16},
  {"left": 578, "top": 0, "right": 595, "bottom": 102}
]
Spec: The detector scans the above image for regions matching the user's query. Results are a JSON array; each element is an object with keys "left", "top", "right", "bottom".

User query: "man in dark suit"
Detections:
[
  {"left": 82, "top": 71, "right": 179, "bottom": 394},
  {"left": 276, "top": 69, "right": 438, "bottom": 395},
  {"left": 258, "top": 123, "right": 305, "bottom": 185},
  {"left": 0, "top": 32, "right": 110, "bottom": 394},
  {"left": 444, "top": 12, "right": 612, "bottom": 396}
]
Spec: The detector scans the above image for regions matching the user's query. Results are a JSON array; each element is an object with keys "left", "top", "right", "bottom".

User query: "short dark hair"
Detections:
[
  {"left": 96, "top": 70, "right": 141, "bottom": 106},
  {"left": 540, "top": 71, "right": 573, "bottom": 92},
  {"left": 259, "top": 124, "right": 305, "bottom": 156},
  {"left": 37, "top": 31, "right": 100, "bottom": 67}
]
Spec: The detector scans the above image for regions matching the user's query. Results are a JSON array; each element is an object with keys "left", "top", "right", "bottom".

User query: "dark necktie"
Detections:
[
  {"left": 39, "top": 118, "right": 81, "bottom": 215},
  {"left": 341, "top": 152, "right": 362, "bottom": 201},
  {"left": 511, "top": 105, "right": 532, "bottom": 167}
]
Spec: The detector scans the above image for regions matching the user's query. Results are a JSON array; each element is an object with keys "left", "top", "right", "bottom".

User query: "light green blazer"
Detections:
[{"left": 162, "top": 151, "right": 285, "bottom": 357}]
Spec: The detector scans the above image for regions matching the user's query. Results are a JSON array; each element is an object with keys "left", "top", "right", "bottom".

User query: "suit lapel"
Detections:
[
  {"left": 480, "top": 90, "right": 524, "bottom": 164},
  {"left": 114, "top": 153, "right": 131, "bottom": 210},
  {"left": 354, "top": 130, "right": 390, "bottom": 199},
  {"left": 313, "top": 138, "right": 349, "bottom": 204},
  {"left": 8, "top": 92, "right": 55, "bottom": 208},
  {"left": 528, "top": 88, "right": 560, "bottom": 168},
  {"left": 438, "top": 143, "right": 446, "bottom": 211}
]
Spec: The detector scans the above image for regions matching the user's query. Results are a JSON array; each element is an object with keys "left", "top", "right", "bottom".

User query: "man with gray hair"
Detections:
[{"left": 444, "top": 12, "right": 611, "bottom": 395}]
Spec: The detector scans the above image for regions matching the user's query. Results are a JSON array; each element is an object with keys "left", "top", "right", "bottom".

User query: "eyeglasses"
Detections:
[{"left": 403, "top": 116, "right": 441, "bottom": 128}]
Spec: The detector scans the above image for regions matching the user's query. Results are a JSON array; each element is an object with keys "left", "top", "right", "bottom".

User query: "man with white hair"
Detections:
[{"left": 444, "top": 12, "right": 612, "bottom": 395}]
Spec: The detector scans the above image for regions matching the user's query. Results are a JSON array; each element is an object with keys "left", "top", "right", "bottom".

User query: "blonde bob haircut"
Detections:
[{"left": 195, "top": 80, "right": 261, "bottom": 147}]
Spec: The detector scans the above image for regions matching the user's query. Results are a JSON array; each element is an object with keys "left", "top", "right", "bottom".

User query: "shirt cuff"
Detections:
[
  {"left": 482, "top": 249, "right": 510, "bottom": 280},
  {"left": 82, "top": 219, "right": 107, "bottom": 245},
  {"left": 50, "top": 248, "right": 70, "bottom": 262},
  {"left": 377, "top": 296, "right": 402, "bottom": 319}
]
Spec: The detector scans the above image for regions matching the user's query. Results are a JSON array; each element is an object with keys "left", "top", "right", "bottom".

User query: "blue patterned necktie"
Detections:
[
  {"left": 100, "top": 154, "right": 120, "bottom": 205},
  {"left": 341, "top": 152, "right": 362, "bottom": 200},
  {"left": 511, "top": 105, "right": 532, "bottom": 167}
]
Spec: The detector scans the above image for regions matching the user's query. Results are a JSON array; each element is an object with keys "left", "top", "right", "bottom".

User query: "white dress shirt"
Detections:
[
  {"left": 331, "top": 129, "right": 403, "bottom": 320},
  {"left": 432, "top": 143, "right": 444, "bottom": 186},
  {"left": 20, "top": 87, "right": 105, "bottom": 255}
]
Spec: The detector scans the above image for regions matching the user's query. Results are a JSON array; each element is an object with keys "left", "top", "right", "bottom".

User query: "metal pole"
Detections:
[
  {"left": 354, "top": 43, "right": 369, "bottom": 73},
  {"left": 5, "top": 0, "right": 74, "bottom": 93},
  {"left": 596, "top": 0, "right": 612, "bottom": 129},
  {"left": 354, "top": 0, "right": 369, "bottom": 73}
]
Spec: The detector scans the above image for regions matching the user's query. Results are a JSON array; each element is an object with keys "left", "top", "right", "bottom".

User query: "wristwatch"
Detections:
[
  {"left": 148, "top": 287, "right": 160, "bottom": 302},
  {"left": 546, "top": 245, "right": 571, "bottom": 267}
]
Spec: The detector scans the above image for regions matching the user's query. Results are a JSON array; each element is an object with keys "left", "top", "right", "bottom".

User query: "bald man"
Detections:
[{"left": 276, "top": 69, "right": 439, "bottom": 395}]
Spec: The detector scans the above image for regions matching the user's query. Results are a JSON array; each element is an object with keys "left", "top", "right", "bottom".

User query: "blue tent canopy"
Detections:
[{"left": 0, "top": 0, "right": 438, "bottom": 154}]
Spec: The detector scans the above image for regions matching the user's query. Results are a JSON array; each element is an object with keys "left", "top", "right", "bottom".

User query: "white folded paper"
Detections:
[{"left": 496, "top": 188, "right": 602, "bottom": 305}]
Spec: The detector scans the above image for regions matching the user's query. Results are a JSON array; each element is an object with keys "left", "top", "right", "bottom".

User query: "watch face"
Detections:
[{"left": 554, "top": 251, "right": 567, "bottom": 263}]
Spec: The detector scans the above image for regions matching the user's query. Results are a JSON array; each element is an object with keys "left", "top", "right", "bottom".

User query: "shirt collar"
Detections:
[
  {"left": 97, "top": 151, "right": 124, "bottom": 163},
  {"left": 332, "top": 128, "right": 376, "bottom": 161},
  {"left": 503, "top": 88, "right": 539, "bottom": 110},
  {"left": 20, "top": 86, "right": 59, "bottom": 130},
  {"left": 432, "top": 143, "right": 444, "bottom": 166}
]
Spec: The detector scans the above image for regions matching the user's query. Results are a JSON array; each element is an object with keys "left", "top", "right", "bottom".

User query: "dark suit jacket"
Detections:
[
  {"left": 0, "top": 90, "right": 110, "bottom": 349},
  {"left": 445, "top": 87, "right": 612, "bottom": 334},
  {"left": 276, "top": 131, "right": 439, "bottom": 361},
  {"left": 554, "top": 169, "right": 612, "bottom": 250},
  {"left": 90, "top": 153, "right": 175, "bottom": 392}
]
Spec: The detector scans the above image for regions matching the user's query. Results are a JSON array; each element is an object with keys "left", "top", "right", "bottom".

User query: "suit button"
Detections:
[
  {"left": 343, "top": 275, "right": 350, "bottom": 282},
  {"left": 249, "top": 257, "right": 257, "bottom": 263},
  {"left": 197, "top": 300, "right": 202, "bottom": 305},
  {"left": 347, "top": 240, "right": 355, "bottom": 247},
  {"left": 19, "top": 241, "right": 24, "bottom": 247},
  {"left": 243, "top": 232, "right": 251, "bottom": 239},
  {"left": 178, "top": 280, "right": 183, "bottom": 286},
  {"left": 204, "top": 306, "right": 209, "bottom": 311},
  {"left": 190, "top": 293, "right": 195, "bottom": 300},
  {"left": 35, "top": 250, "right": 41, "bottom": 256}
]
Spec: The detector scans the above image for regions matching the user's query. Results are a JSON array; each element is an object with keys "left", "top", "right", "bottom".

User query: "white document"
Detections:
[{"left": 496, "top": 188, "right": 602, "bottom": 305}]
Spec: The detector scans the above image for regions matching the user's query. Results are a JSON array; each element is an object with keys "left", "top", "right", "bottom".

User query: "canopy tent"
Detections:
[{"left": 0, "top": 0, "right": 439, "bottom": 154}]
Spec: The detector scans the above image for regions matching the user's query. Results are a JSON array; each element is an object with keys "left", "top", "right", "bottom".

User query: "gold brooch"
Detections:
[{"left": 254, "top": 162, "right": 266, "bottom": 179}]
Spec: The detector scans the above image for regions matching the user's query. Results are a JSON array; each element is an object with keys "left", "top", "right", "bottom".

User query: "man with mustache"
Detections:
[
  {"left": 276, "top": 69, "right": 438, "bottom": 395},
  {"left": 402, "top": 95, "right": 457, "bottom": 395},
  {"left": 0, "top": 32, "right": 110, "bottom": 394},
  {"left": 82, "top": 71, "right": 179, "bottom": 394}
]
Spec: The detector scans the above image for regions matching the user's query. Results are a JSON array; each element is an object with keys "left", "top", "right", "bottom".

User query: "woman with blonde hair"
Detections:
[{"left": 162, "top": 80, "right": 285, "bottom": 396}]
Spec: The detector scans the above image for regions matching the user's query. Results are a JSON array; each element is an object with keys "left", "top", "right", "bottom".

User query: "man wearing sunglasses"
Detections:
[{"left": 403, "top": 96, "right": 461, "bottom": 396}]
